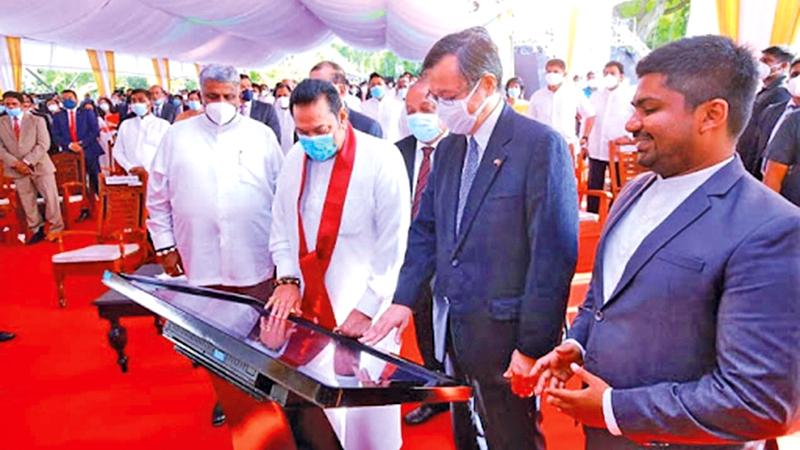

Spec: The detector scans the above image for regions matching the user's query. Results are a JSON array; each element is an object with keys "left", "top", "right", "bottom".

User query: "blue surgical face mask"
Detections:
[
  {"left": 6, "top": 107, "right": 22, "bottom": 118},
  {"left": 298, "top": 133, "right": 338, "bottom": 161},
  {"left": 507, "top": 86, "right": 521, "bottom": 99},
  {"left": 171, "top": 98, "right": 181, "bottom": 107},
  {"left": 62, "top": 99, "right": 77, "bottom": 110},
  {"left": 187, "top": 100, "right": 202, "bottom": 111},
  {"left": 241, "top": 89, "right": 253, "bottom": 102},
  {"left": 0, "top": 105, "right": 6, "bottom": 114},
  {"left": 370, "top": 85, "right": 385, "bottom": 100},
  {"left": 131, "top": 103, "right": 149, "bottom": 117},
  {"left": 407, "top": 113, "right": 443, "bottom": 143},
  {"left": 154, "top": 98, "right": 165, "bottom": 106}
]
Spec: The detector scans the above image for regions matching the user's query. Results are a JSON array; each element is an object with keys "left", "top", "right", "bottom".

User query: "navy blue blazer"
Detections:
[
  {"left": 394, "top": 104, "right": 579, "bottom": 358},
  {"left": 154, "top": 101, "right": 177, "bottom": 124},
  {"left": 396, "top": 134, "right": 419, "bottom": 189},
  {"left": 569, "top": 157, "right": 800, "bottom": 449},
  {"left": 51, "top": 108, "right": 104, "bottom": 159},
  {"left": 349, "top": 108, "right": 383, "bottom": 139},
  {"left": 752, "top": 100, "right": 792, "bottom": 176},
  {"left": 249, "top": 100, "right": 282, "bottom": 144}
]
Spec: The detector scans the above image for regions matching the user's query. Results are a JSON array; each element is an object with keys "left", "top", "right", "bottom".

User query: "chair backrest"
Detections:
[
  {"left": 96, "top": 172, "right": 147, "bottom": 239},
  {"left": 609, "top": 143, "right": 647, "bottom": 198},
  {"left": 50, "top": 150, "right": 87, "bottom": 193}
]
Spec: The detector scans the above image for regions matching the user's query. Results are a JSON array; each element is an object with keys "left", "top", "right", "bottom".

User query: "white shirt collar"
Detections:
[
  {"left": 416, "top": 130, "right": 449, "bottom": 151},
  {"left": 470, "top": 95, "right": 504, "bottom": 150},
  {"left": 654, "top": 155, "right": 734, "bottom": 187}
]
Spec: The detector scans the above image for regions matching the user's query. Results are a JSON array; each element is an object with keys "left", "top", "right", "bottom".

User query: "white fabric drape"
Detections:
[{"left": 0, "top": 0, "right": 481, "bottom": 66}]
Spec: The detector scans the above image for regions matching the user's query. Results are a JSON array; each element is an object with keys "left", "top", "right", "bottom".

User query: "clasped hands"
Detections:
[{"left": 264, "top": 284, "right": 372, "bottom": 338}]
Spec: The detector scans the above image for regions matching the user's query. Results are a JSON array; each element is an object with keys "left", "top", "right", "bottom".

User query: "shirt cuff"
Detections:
[
  {"left": 355, "top": 288, "right": 383, "bottom": 319},
  {"left": 150, "top": 231, "right": 176, "bottom": 251},
  {"left": 562, "top": 338, "right": 586, "bottom": 358},
  {"left": 602, "top": 388, "right": 622, "bottom": 436}
]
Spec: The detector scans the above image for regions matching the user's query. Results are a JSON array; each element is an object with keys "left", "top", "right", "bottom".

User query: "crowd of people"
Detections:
[{"left": 1, "top": 25, "right": 798, "bottom": 450}]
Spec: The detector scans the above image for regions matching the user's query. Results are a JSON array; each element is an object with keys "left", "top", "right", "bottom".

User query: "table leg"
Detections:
[{"left": 107, "top": 317, "right": 129, "bottom": 373}]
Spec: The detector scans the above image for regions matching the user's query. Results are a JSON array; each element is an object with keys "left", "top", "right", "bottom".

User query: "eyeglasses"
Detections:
[{"left": 427, "top": 81, "right": 481, "bottom": 106}]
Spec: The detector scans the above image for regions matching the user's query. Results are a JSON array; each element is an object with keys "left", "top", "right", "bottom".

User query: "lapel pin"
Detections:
[{"left": 493, "top": 158, "right": 503, "bottom": 167}]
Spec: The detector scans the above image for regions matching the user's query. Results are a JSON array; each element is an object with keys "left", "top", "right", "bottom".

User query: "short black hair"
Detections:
[
  {"left": 290, "top": 78, "right": 343, "bottom": 116},
  {"left": 275, "top": 82, "right": 293, "bottom": 93},
  {"left": 130, "top": 88, "right": 152, "bottom": 100},
  {"left": 762, "top": 46, "right": 795, "bottom": 64},
  {"left": 240, "top": 74, "right": 250, "bottom": 81},
  {"left": 369, "top": 72, "right": 383, "bottom": 82},
  {"left": 546, "top": 59, "right": 566, "bottom": 71},
  {"left": 505, "top": 77, "right": 524, "bottom": 90},
  {"left": 2, "top": 91, "right": 23, "bottom": 102},
  {"left": 605, "top": 61, "right": 625, "bottom": 75},
  {"left": 61, "top": 89, "right": 78, "bottom": 98},
  {"left": 636, "top": 35, "right": 758, "bottom": 138},
  {"left": 423, "top": 26, "right": 503, "bottom": 91}
]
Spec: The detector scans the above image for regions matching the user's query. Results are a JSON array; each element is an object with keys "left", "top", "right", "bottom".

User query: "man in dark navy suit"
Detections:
[
  {"left": 364, "top": 27, "right": 578, "bottom": 450},
  {"left": 51, "top": 89, "right": 104, "bottom": 199},
  {"left": 239, "top": 74, "right": 282, "bottom": 144},
  {"left": 751, "top": 59, "right": 800, "bottom": 177},
  {"left": 394, "top": 80, "right": 450, "bottom": 426},
  {"left": 149, "top": 85, "right": 178, "bottom": 124},
  {"left": 310, "top": 61, "right": 384, "bottom": 138}
]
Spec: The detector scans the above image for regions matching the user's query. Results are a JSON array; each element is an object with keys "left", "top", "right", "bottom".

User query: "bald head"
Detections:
[{"left": 405, "top": 80, "right": 436, "bottom": 115}]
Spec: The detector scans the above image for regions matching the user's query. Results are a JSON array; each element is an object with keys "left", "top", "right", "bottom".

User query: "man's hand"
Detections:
[
  {"left": 529, "top": 341, "right": 584, "bottom": 395},
  {"left": 334, "top": 309, "right": 372, "bottom": 338},
  {"left": 158, "top": 249, "right": 184, "bottom": 276},
  {"left": 265, "top": 284, "right": 302, "bottom": 320},
  {"left": 68, "top": 142, "right": 83, "bottom": 153},
  {"left": 545, "top": 363, "right": 609, "bottom": 429},
  {"left": 579, "top": 146, "right": 588, "bottom": 160},
  {"left": 13, "top": 161, "right": 31, "bottom": 175},
  {"left": 502, "top": 349, "right": 538, "bottom": 397},
  {"left": 259, "top": 315, "right": 295, "bottom": 350},
  {"left": 360, "top": 304, "right": 412, "bottom": 345}
]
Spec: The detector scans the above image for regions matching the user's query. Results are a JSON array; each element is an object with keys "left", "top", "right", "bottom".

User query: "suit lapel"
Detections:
[
  {"left": 441, "top": 136, "right": 466, "bottom": 246},
  {"left": 452, "top": 104, "right": 513, "bottom": 256},
  {"left": 401, "top": 137, "right": 417, "bottom": 191},
  {"left": 602, "top": 158, "right": 744, "bottom": 307}
]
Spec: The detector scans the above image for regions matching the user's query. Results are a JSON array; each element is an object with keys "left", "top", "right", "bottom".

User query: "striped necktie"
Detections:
[{"left": 456, "top": 136, "right": 480, "bottom": 234}]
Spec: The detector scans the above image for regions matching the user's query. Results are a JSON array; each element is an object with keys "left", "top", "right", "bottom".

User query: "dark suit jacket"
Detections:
[
  {"left": 737, "top": 76, "right": 791, "bottom": 175},
  {"left": 249, "top": 100, "right": 282, "bottom": 144},
  {"left": 394, "top": 104, "right": 579, "bottom": 358},
  {"left": 350, "top": 108, "right": 383, "bottom": 138},
  {"left": 569, "top": 158, "right": 800, "bottom": 449},
  {"left": 51, "top": 108, "right": 104, "bottom": 159},
  {"left": 154, "top": 101, "right": 177, "bottom": 124},
  {"left": 754, "top": 100, "right": 791, "bottom": 169},
  {"left": 396, "top": 134, "right": 419, "bottom": 189}
]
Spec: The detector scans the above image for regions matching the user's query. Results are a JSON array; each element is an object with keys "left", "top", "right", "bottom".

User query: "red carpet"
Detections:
[{"left": 0, "top": 223, "right": 585, "bottom": 450}]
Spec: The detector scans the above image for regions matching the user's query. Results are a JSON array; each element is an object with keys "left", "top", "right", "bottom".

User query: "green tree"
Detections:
[
  {"left": 116, "top": 75, "right": 149, "bottom": 90},
  {"left": 615, "top": 0, "right": 690, "bottom": 49},
  {"left": 331, "top": 42, "right": 421, "bottom": 79}
]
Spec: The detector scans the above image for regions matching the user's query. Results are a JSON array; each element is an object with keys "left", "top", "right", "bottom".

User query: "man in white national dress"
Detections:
[{"left": 267, "top": 78, "right": 411, "bottom": 450}]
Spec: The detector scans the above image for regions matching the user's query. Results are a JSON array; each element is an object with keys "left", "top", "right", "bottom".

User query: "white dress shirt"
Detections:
[
  {"left": 343, "top": 94, "right": 362, "bottom": 113},
  {"left": 588, "top": 84, "right": 636, "bottom": 161},
  {"left": 598, "top": 156, "right": 735, "bottom": 436},
  {"left": 527, "top": 84, "right": 595, "bottom": 145},
  {"left": 113, "top": 113, "right": 171, "bottom": 173},
  {"left": 274, "top": 104, "right": 296, "bottom": 155},
  {"left": 147, "top": 113, "right": 284, "bottom": 287},
  {"left": 361, "top": 96, "right": 405, "bottom": 142}
]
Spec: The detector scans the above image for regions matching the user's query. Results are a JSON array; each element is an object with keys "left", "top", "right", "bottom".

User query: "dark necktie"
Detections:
[{"left": 411, "top": 146, "right": 434, "bottom": 219}]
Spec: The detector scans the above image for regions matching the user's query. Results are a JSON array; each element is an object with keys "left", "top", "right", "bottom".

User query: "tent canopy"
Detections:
[{"left": 0, "top": 0, "right": 481, "bottom": 66}]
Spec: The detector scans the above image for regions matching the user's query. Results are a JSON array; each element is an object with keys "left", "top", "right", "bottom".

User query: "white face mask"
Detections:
[
  {"left": 757, "top": 61, "right": 772, "bottom": 81},
  {"left": 47, "top": 104, "right": 60, "bottom": 113},
  {"left": 545, "top": 72, "right": 565, "bottom": 87},
  {"left": 436, "top": 81, "right": 494, "bottom": 135},
  {"left": 205, "top": 102, "right": 237, "bottom": 125},
  {"left": 277, "top": 96, "right": 290, "bottom": 109},
  {"left": 788, "top": 76, "right": 800, "bottom": 97},
  {"left": 603, "top": 74, "right": 620, "bottom": 89}
]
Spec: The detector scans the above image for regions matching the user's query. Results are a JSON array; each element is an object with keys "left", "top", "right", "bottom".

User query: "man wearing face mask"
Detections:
[
  {"left": 736, "top": 46, "right": 794, "bottom": 177},
  {"left": 763, "top": 58, "right": 800, "bottom": 207},
  {"left": 239, "top": 74, "right": 282, "bottom": 145},
  {"left": 363, "top": 26, "right": 578, "bottom": 450},
  {"left": 362, "top": 72, "right": 405, "bottom": 142},
  {"left": 268, "top": 78, "right": 410, "bottom": 450},
  {"left": 309, "top": 60, "right": 383, "bottom": 138},
  {"left": 528, "top": 58, "right": 596, "bottom": 153},
  {"left": 175, "top": 90, "right": 204, "bottom": 122},
  {"left": 113, "top": 89, "right": 170, "bottom": 176},
  {"left": 505, "top": 77, "right": 529, "bottom": 114},
  {"left": 273, "top": 82, "right": 296, "bottom": 154},
  {"left": 393, "top": 80, "right": 451, "bottom": 426},
  {"left": 0, "top": 91, "right": 63, "bottom": 244},
  {"left": 148, "top": 85, "right": 177, "bottom": 124},
  {"left": 586, "top": 61, "right": 635, "bottom": 213}
]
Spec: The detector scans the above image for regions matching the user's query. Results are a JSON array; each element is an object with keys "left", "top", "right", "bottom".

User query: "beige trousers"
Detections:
[{"left": 15, "top": 173, "right": 64, "bottom": 233}]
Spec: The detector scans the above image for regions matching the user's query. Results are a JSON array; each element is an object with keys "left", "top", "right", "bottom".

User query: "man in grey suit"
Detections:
[
  {"left": 530, "top": 35, "right": 800, "bottom": 449},
  {"left": 0, "top": 91, "right": 63, "bottom": 244}
]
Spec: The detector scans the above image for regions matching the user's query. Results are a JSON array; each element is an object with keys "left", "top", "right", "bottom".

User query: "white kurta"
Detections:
[
  {"left": 361, "top": 96, "right": 405, "bottom": 142},
  {"left": 274, "top": 105, "right": 296, "bottom": 155},
  {"left": 270, "top": 129, "right": 411, "bottom": 450},
  {"left": 587, "top": 84, "right": 636, "bottom": 161},
  {"left": 527, "top": 85, "right": 595, "bottom": 146},
  {"left": 147, "top": 114, "right": 284, "bottom": 287},
  {"left": 113, "top": 114, "right": 171, "bottom": 173}
]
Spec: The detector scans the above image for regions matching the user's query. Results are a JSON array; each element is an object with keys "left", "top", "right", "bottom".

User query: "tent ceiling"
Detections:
[{"left": 0, "top": 0, "right": 482, "bottom": 65}]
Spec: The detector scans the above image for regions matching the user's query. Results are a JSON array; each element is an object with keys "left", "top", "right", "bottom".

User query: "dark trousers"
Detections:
[
  {"left": 414, "top": 284, "right": 444, "bottom": 373},
  {"left": 448, "top": 312, "right": 544, "bottom": 450},
  {"left": 85, "top": 153, "right": 100, "bottom": 197},
  {"left": 587, "top": 157, "right": 619, "bottom": 213}
]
